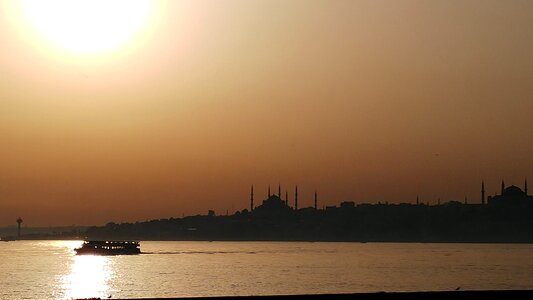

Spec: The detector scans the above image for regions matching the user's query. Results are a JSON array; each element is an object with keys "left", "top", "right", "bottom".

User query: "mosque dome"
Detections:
[{"left": 503, "top": 185, "right": 525, "bottom": 196}]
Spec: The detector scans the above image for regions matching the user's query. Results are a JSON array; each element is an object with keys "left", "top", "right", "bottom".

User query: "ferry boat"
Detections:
[{"left": 75, "top": 240, "right": 141, "bottom": 255}]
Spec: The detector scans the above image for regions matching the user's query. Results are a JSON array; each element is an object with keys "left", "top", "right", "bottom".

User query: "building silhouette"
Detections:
[
  {"left": 250, "top": 185, "right": 254, "bottom": 212},
  {"left": 77, "top": 178, "right": 533, "bottom": 243},
  {"left": 488, "top": 180, "right": 531, "bottom": 206},
  {"left": 16, "top": 217, "right": 23, "bottom": 238},
  {"left": 252, "top": 193, "right": 293, "bottom": 217},
  {"left": 481, "top": 181, "right": 485, "bottom": 204}
]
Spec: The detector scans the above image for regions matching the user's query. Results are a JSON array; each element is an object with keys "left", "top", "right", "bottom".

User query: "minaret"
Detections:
[
  {"left": 314, "top": 190, "right": 318, "bottom": 209},
  {"left": 295, "top": 185, "right": 298, "bottom": 210},
  {"left": 16, "top": 217, "right": 23, "bottom": 238},
  {"left": 464, "top": 196, "right": 467, "bottom": 205},
  {"left": 278, "top": 184, "right": 281, "bottom": 198},
  {"left": 501, "top": 180, "right": 505, "bottom": 195},
  {"left": 416, "top": 195, "right": 419, "bottom": 205},
  {"left": 481, "top": 181, "right": 485, "bottom": 205},
  {"left": 250, "top": 185, "right": 254, "bottom": 212},
  {"left": 285, "top": 191, "right": 289, "bottom": 206},
  {"left": 525, "top": 178, "right": 528, "bottom": 195},
  {"left": 268, "top": 185, "right": 271, "bottom": 198}
]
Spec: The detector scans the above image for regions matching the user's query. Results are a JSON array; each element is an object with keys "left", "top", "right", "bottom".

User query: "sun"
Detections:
[{"left": 20, "top": 0, "right": 154, "bottom": 55}]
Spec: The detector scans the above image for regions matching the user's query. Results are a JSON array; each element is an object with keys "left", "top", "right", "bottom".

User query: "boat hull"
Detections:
[
  {"left": 75, "top": 240, "right": 141, "bottom": 256},
  {"left": 75, "top": 248, "right": 141, "bottom": 255}
]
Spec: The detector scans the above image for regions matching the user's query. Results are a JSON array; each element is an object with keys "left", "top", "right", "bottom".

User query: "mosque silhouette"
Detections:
[
  {"left": 79, "top": 179, "right": 533, "bottom": 243},
  {"left": 247, "top": 180, "right": 531, "bottom": 216},
  {"left": 487, "top": 180, "right": 531, "bottom": 206}
]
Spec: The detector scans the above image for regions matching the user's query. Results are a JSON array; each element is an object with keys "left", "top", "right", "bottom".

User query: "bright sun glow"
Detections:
[
  {"left": 20, "top": 0, "right": 153, "bottom": 55},
  {"left": 63, "top": 255, "right": 113, "bottom": 299}
]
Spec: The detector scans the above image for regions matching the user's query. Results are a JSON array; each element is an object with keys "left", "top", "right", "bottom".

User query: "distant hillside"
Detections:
[
  {"left": 84, "top": 201, "right": 533, "bottom": 243},
  {"left": 0, "top": 226, "right": 87, "bottom": 240}
]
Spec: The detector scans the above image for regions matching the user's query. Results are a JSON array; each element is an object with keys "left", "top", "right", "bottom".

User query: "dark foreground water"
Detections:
[{"left": 1, "top": 241, "right": 532, "bottom": 299}]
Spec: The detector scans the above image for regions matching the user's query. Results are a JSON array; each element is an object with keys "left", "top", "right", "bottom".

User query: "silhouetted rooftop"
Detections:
[{"left": 503, "top": 185, "right": 525, "bottom": 196}]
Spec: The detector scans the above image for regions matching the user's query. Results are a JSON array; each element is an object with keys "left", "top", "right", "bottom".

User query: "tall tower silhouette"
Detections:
[
  {"left": 295, "top": 185, "right": 298, "bottom": 210},
  {"left": 481, "top": 181, "right": 485, "bottom": 204},
  {"left": 464, "top": 196, "right": 467, "bottom": 205},
  {"left": 314, "top": 190, "right": 318, "bottom": 209},
  {"left": 16, "top": 217, "right": 23, "bottom": 238},
  {"left": 278, "top": 184, "right": 281, "bottom": 198},
  {"left": 285, "top": 191, "right": 288, "bottom": 206},
  {"left": 268, "top": 185, "right": 271, "bottom": 198},
  {"left": 250, "top": 185, "right": 254, "bottom": 212},
  {"left": 525, "top": 178, "right": 528, "bottom": 195},
  {"left": 416, "top": 195, "right": 419, "bottom": 205},
  {"left": 501, "top": 180, "right": 505, "bottom": 195}
]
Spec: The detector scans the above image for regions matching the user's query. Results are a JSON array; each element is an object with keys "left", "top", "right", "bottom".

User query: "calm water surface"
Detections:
[{"left": 1, "top": 241, "right": 532, "bottom": 299}]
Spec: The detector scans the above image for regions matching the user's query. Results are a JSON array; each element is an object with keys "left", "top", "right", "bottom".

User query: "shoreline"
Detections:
[
  {"left": 4, "top": 238, "right": 533, "bottom": 245},
  {"left": 79, "top": 290, "right": 533, "bottom": 300}
]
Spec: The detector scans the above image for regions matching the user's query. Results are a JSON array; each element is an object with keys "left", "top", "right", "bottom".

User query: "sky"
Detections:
[{"left": 0, "top": 0, "right": 532, "bottom": 226}]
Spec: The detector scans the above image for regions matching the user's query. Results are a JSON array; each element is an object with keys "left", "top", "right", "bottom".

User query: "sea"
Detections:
[{"left": 1, "top": 241, "right": 533, "bottom": 299}]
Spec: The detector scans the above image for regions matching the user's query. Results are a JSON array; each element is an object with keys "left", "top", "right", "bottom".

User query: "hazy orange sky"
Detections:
[{"left": 0, "top": 0, "right": 532, "bottom": 226}]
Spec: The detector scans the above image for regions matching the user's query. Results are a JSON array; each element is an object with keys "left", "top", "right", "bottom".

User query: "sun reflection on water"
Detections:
[{"left": 62, "top": 255, "right": 113, "bottom": 300}]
